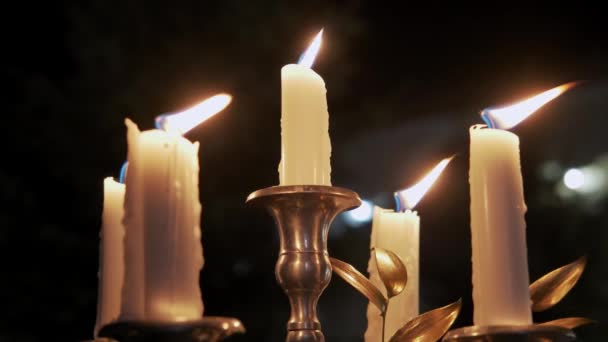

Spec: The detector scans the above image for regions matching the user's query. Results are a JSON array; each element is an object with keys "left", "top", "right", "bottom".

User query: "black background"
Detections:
[{"left": 1, "top": 1, "right": 607, "bottom": 341}]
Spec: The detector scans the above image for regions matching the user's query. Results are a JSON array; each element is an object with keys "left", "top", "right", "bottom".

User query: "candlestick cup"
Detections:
[
  {"left": 97, "top": 317, "right": 245, "bottom": 342},
  {"left": 247, "top": 185, "right": 361, "bottom": 342}
]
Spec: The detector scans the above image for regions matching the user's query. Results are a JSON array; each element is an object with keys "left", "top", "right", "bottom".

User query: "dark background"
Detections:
[{"left": 1, "top": 1, "right": 607, "bottom": 341}]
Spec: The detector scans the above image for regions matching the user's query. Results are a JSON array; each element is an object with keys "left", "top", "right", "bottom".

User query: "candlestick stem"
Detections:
[
  {"left": 247, "top": 185, "right": 360, "bottom": 342},
  {"left": 381, "top": 304, "right": 388, "bottom": 342}
]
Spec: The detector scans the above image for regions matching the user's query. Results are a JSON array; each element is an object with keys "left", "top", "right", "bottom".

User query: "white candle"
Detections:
[
  {"left": 365, "top": 207, "right": 419, "bottom": 342},
  {"left": 469, "top": 126, "right": 532, "bottom": 326},
  {"left": 365, "top": 159, "right": 450, "bottom": 342},
  {"left": 119, "top": 94, "right": 231, "bottom": 322},
  {"left": 469, "top": 83, "right": 573, "bottom": 326},
  {"left": 279, "top": 30, "right": 331, "bottom": 185},
  {"left": 120, "top": 119, "right": 204, "bottom": 321},
  {"left": 94, "top": 178, "right": 125, "bottom": 336}
]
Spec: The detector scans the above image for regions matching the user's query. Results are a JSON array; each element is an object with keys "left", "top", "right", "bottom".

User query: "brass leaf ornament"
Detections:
[
  {"left": 540, "top": 317, "right": 595, "bottom": 330},
  {"left": 530, "top": 256, "right": 587, "bottom": 312},
  {"left": 389, "top": 298, "right": 462, "bottom": 342},
  {"left": 374, "top": 248, "right": 408, "bottom": 298},
  {"left": 329, "top": 257, "right": 388, "bottom": 313}
]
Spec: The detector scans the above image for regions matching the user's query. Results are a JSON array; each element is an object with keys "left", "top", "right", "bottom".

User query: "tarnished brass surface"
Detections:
[
  {"left": 247, "top": 185, "right": 361, "bottom": 342},
  {"left": 442, "top": 325, "right": 576, "bottom": 342},
  {"left": 97, "top": 317, "right": 245, "bottom": 342}
]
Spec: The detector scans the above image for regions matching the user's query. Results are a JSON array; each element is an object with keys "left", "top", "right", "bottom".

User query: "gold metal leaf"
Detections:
[
  {"left": 540, "top": 317, "right": 595, "bottom": 329},
  {"left": 530, "top": 256, "right": 587, "bottom": 312},
  {"left": 374, "top": 248, "right": 408, "bottom": 298},
  {"left": 329, "top": 257, "right": 388, "bottom": 313},
  {"left": 389, "top": 298, "right": 462, "bottom": 342}
]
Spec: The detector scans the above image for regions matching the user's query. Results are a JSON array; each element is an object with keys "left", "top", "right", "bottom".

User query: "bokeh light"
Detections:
[{"left": 344, "top": 199, "right": 374, "bottom": 226}]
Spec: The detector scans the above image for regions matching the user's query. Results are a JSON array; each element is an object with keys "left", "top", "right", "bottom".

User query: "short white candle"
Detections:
[
  {"left": 120, "top": 119, "right": 204, "bottom": 321},
  {"left": 279, "top": 30, "right": 331, "bottom": 185},
  {"left": 365, "top": 207, "right": 419, "bottom": 342},
  {"left": 119, "top": 94, "right": 231, "bottom": 322},
  {"left": 365, "top": 158, "right": 450, "bottom": 341},
  {"left": 94, "top": 177, "right": 125, "bottom": 335}
]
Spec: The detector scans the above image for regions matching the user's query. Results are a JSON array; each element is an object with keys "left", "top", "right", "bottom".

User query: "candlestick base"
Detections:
[
  {"left": 442, "top": 325, "right": 576, "bottom": 342},
  {"left": 97, "top": 317, "right": 245, "bottom": 342},
  {"left": 247, "top": 185, "right": 361, "bottom": 342}
]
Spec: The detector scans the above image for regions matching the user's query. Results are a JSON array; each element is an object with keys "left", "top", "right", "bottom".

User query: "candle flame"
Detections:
[
  {"left": 395, "top": 157, "right": 452, "bottom": 211},
  {"left": 481, "top": 82, "right": 576, "bottom": 129},
  {"left": 298, "top": 29, "right": 323, "bottom": 68},
  {"left": 119, "top": 161, "right": 129, "bottom": 184},
  {"left": 155, "top": 93, "right": 232, "bottom": 134}
]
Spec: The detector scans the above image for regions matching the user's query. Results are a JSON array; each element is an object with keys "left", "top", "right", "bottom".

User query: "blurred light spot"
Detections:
[
  {"left": 344, "top": 200, "right": 373, "bottom": 227},
  {"left": 564, "top": 168, "right": 585, "bottom": 190},
  {"left": 556, "top": 155, "right": 608, "bottom": 207}
]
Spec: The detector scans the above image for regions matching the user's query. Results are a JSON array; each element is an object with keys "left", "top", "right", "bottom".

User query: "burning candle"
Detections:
[
  {"left": 119, "top": 94, "right": 231, "bottom": 322},
  {"left": 469, "top": 83, "right": 573, "bottom": 326},
  {"left": 94, "top": 177, "right": 125, "bottom": 336},
  {"left": 279, "top": 30, "right": 331, "bottom": 185},
  {"left": 365, "top": 158, "right": 451, "bottom": 342}
]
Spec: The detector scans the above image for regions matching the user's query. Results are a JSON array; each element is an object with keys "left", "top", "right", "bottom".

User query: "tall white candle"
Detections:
[
  {"left": 279, "top": 30, "right": 331, "bottom": 185},
  {"left": 120, "top": 119, "right": 204, "bottom": 321},
  {"left": 94, "top": 178, "right": 125, "bottom": 335},
  {"left": 469, "top": 125, "right": 532, "bottom": 326},
  {"left": 469, "top": 83, "right": 573, "bottom": 326},
  {"left": 365, "top": 158, "right": 450, "bottom": 342},
  {"left": 365, "top": 207, "right": 419, "bottom": 342}
]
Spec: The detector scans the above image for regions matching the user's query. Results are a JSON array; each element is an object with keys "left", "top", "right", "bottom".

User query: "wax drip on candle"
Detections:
[
  {"left": 394, "top": 158, "right": 452, "bottom": 212},
  {"left": 297, "top": 29, "right": 323, "bottom": 68},
  {"left": 480, "top": 82, "right": 577, "bottom": 130}
]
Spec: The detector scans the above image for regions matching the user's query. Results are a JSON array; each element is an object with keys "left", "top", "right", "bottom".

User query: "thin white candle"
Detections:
[
  {"left": 94, "top": 178, "right": 125, "bottom": 335},
  {"left": 279, "top": 30, "right": 331, "bottom": 185},
  {"left": 470, "top": 83, "right": 573, "bottom": 326},
  {"left": 120, "top": 95, "right": 231, "bottom": 322},
  {"left": 365, "top": 158, "right": 451, "bottom": 342}
]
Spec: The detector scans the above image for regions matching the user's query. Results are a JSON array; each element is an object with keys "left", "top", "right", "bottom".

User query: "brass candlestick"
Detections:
[
  {"left": 97, "top": 317, "right": 245, "bottom": 342},
  {"left": 443, "top": 256, "right": 591, "bottom": 341},
  {"left": 442, "top": 325, "right": 576, "bottom": 342},
  {"left": 247, "top": 185, "right": 361, "bottom": 342}
]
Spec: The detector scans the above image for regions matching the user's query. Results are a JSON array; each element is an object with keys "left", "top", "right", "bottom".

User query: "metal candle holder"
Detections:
[
  {"left": 442, "top": 325, "right": 576, "bottom": 342},
  {"left": 97, "top": 317, "right": 245, "bottom": 342},
  {"left": 247, "top": 185, "right": 361, "bottom": 342}
]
